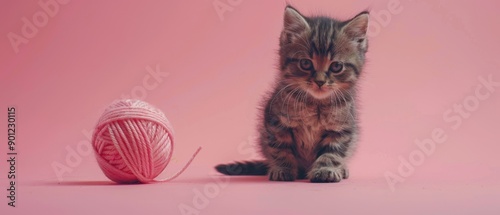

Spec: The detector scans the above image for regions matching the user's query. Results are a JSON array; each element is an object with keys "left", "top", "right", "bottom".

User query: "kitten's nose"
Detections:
[{"left": 314, "top": 80, "right": 326, "bottom": 87}]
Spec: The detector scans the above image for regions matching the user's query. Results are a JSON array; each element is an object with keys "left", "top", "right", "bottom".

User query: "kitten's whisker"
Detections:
[
  {"left": 329, "top": 91, "right": 336, "bottom": 120},
  {"left": 269, "top": 83, "right": 294, "bottom": 114},
  {"left": 282, "top": 86, "right": 301, "bottom": 122},
  {"left": 338, "top": 88, "right": 356, "bottom": 122},
  {"left": 329, "top": 93, "right": 336, "bottom": 120},
  {"left": 332, "top": 90, "right": 340, "bottom": 122},
  {"left": 297, "top": 90, "right": 307, "bottom": 122},
  {"left": 332, "top": 89, "right": 344, "bottom": 123},
  {"left": 338, "top": 90, "right": 350, "bottom": 122},
  {"left": 293, "top": 90, "right": 301, "bottom": 117}
]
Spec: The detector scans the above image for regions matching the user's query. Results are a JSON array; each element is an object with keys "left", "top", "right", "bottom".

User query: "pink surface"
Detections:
[{"left": 1, "top": 0, "right": 499, "bottom": 214}]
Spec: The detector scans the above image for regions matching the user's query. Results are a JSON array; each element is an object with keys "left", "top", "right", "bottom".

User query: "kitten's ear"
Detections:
[
  {"left": 342, "top": 11, "right": 369, "bottom": 39},
  {"left": 283, "top": 6, "right": 310, "bottom": 34},
  {"left": 341, "top": 11, "right": 369, "bottom": 51}
]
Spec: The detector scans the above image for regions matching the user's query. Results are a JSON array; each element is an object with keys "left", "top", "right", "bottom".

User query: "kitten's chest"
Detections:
[
  {"left": 293, "top": 124, "right": 322, "bottom": 149},
  {"left": 286, "top": 105, "right": 334, "bottom": 147},
  {"left": 276, "top": 100, "right": 352, "bottom": 164},
  {"left": 280, "top": 104, "right": 338, "bottom": 129},
  {"left": 291, "top": 115, "right": 325, "bottom": 165},
  {"left": 284, "top": 103, "right": 350, "bottom": 148}
]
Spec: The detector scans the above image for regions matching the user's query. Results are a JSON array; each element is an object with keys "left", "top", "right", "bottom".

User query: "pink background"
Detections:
[{"left": 1, "top": 0, "right": 500, "bottom": 214}]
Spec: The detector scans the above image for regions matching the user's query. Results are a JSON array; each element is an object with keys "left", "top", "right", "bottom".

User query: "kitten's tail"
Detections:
[{"left": 215, "top": 160, "right": 268, "bottom": 175}]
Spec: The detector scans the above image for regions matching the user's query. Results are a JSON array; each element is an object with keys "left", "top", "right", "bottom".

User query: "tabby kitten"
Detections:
[{"left": 216, "top": 6, "right": 369, "bottom": 183}]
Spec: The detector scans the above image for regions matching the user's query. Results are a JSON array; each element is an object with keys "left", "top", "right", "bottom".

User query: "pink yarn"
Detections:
[{"left": 91, "top": 99, "right": 201, "bottom": 184}]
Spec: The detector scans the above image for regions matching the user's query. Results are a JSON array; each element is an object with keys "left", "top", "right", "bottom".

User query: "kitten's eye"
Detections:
[
  {"left": 299, "top": 59, "right": 313, "bottom": 71},
  {"left": 329, "top": 61, "right": 344, "bottom": 74}
]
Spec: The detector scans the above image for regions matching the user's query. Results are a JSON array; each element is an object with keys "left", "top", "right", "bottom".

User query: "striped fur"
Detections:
[{"left": 216, "top": 6, "right": 369, "bottom": 183}]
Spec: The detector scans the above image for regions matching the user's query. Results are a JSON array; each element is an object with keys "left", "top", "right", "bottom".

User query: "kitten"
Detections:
[{"left": 216, "top": 6, "right": 369, "bottom": 183}]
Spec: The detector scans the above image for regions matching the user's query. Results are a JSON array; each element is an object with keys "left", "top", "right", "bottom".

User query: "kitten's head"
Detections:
[{"left": 279, "top": 6, "right": 369, "bottom": 100}]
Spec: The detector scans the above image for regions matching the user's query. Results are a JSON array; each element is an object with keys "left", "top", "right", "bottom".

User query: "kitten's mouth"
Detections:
[{"left": 307, "top": 86, "right": 332, "bottom": 99}]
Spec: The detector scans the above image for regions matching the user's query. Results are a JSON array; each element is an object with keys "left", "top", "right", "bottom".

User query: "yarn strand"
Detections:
[{"left": 152, "top": 146, "right": 202, "bottom": 183}]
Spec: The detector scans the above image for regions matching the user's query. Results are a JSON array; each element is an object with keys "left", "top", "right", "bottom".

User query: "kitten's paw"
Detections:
[
  {"left": 309, "top": 167, "right": 344, "bottom": 183},
  {"left": 342, "top": 167, "right": 349, "bottom": 179},
  {"left": 269, "top": 167, "right": 296, "bottom": 181}
]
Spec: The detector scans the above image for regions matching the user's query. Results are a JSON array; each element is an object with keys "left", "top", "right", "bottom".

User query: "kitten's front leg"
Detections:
[
  {"left": 262, "top": 118, "right": 298, "bottom": 181},
  {"left": 309, "top": 130, "right": 353, "bottom": 183}
]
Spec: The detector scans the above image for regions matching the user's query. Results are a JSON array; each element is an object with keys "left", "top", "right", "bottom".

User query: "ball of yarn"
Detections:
[{"left": 91, "top": 99, "right": 199, "bottom": 184}]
